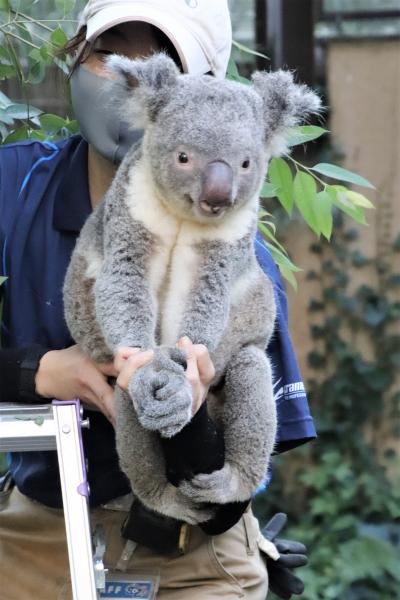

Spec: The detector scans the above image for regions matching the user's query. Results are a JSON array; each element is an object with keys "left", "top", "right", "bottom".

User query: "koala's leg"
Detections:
[
  {"left": 115, "top": 387, "right": 214, "bottom": 524},
  {"left": 128, "top": 346, "right": 193, "bottom": 437},
  {"left": 179, "top": 345, "right": 277, "bottom": 504}
]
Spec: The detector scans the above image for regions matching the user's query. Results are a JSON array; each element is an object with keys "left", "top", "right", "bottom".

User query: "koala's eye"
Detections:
[
  {"left": 242, "top": 159, "right": 250, "bottom": 169},
  {"left": 178, "top": 152, "right": 189, "bottom": 164}
]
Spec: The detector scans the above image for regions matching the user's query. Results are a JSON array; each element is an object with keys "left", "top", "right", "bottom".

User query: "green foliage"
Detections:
[
  {"left": 227, "top": 44, "right": 375, "bottom": 286},
  {"left": 0, "top": 4, "right": 374, "bottom": 286},
  {"left": 0, "top": 0, "right": 82, "bottom": 142},
  {"left": 255, "top": 221, "right": 400, "bottom": 599}
]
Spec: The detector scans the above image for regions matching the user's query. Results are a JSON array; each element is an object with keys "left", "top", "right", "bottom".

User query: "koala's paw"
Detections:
[
  {"left": 128, "top": 346, "right": 193, "bottom": 437},
  {"left": 179, "top": 464, "right": 241, "bottom": 505},
  {"left": 166, "top": 496, "right": 215, "bottom": 525}
]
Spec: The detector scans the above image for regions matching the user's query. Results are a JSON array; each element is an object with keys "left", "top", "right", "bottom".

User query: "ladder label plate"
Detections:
[{"left": 100, "top": 574, "right": 158, "bottom": 599}]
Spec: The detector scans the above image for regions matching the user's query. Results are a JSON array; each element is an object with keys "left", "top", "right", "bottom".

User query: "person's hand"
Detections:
[
  {"left": 35, "top": 345, "right": 118, "bottom": 425},
  {"left": 261, "top": 513, "right": 308, "bottom": 599},
  {"left": 176, "top": 336, "right": 215, "bottom": 416},
  {"left": 115, "top": 338, "right": 215, "bottom": 418}
]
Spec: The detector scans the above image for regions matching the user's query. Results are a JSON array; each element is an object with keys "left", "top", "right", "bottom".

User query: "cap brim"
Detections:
[{"left": 85, "top": 5, "right": 211, "bottom": 75}]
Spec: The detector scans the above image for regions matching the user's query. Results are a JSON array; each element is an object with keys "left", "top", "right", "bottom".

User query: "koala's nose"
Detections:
[{"left": 199, "top": 161, "right": 234, "bottom": 215}]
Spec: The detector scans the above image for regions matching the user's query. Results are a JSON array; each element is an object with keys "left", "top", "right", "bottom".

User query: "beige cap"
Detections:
[{"left": 78, "top": 0, "right": 232, "bottom": 78}]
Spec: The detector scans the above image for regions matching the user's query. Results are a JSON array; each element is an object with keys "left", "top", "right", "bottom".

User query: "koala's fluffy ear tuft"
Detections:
[
  {"left": 106, "top": 52, "right": 180, "bottom": 91},
  {"left": 105, "top": 53, "right": 180, "bottom": 125},
  {"left": 251, "top": 70, "right": 322, "bottom": 157}
]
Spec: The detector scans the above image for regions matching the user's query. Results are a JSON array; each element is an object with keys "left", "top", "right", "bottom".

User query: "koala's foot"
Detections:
[
  {"left": 128, "top": 346, "right": 193, "bottom": 438},
  {"left": 156, "top": 491, "right": 215, "bottom": 525},
  {"left": 179, "top": 463, "right": 251, "bottom": 505}
]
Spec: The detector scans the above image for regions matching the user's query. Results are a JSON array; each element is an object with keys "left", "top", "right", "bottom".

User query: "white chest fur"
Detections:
[{"left": 124, "top": 159, "right": 257, "bottom": 345}]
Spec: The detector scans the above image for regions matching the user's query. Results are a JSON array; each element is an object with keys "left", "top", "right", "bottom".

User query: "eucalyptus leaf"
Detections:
[
  {"left": 311, "top": 163, "right": 375, "bottom": 189},
  {"left": 315, "top": 190, "right": 333, "bottom": 240},
  {"left": 346, "top": 190, "right": 375, "bottom": 210},
  {"left": 260, "top": 181, "right": 278, "bottom": 198},
  {"left": 268, "top": 158, "right": 294, "bottom": 214},
  {"left": 287, "top": 125, "right": 328, "bottom": 147},
  {"left": 293, "top": 171, "right": 320, "bottom": 236},
  {"left": 232, "top": 40, "right": 269, "bottom": 60},
  {"left": 327, "top": 185, "right": 368, "bottom": 225}
]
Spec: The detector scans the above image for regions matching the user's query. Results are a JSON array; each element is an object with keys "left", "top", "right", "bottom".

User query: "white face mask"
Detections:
[{"left": 70, "top": 64, "right": 144, "bottom": 164}]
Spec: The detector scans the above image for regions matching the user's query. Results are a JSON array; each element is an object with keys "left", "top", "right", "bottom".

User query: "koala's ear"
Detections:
[
  {"left": 251, "top": 70, "right": 322, "bottom": 156},
  {"left": 105, "top": 53, "right": 180, "bottom": 124}
]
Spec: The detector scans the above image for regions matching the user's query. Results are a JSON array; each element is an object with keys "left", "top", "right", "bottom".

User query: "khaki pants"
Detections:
[{"left": 0, "top": 488, "right": 269, "bottom": 599}]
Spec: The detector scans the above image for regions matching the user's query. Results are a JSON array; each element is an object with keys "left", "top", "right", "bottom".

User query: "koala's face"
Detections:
[{"left": 145, "top": 77, "right": 267, "bottom": 222}]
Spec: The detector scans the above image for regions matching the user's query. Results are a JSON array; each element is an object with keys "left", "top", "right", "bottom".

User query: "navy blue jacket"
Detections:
[{"left": 0, "top": 136, "right": 316, "bottom": 508}]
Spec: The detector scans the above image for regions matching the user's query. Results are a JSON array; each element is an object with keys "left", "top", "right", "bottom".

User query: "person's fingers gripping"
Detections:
[
  {"left": 192, "top": 343, "right": 215, "bottom": 385},
  {"left": 114, "top": 347, "right": 141, "bottom": 373},
  {"left": 177, "top": 337, "right": 203, "bottom": 415},
  {"left": 116, "top": 349, "right": 154, "bottom": 391}
]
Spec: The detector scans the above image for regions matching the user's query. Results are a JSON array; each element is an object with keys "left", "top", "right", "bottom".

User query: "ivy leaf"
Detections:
[
  {"left": 287, "top": 125, "right": 328, "bottom": 147},
  {"left": 293, "top": 171, "right": 320, "bottom": 236},
  {"left": 3, "top": 125, "right": 30, "bottom": 143},
  {"left": 50, "top": 26, "right": 68, "bottom": 49},
  {"left": 260, "top": 181, "right": 278, "bottom": 198},
  {"left": 311, "top": 163, "right": 375, "bottom": 189},
  {"left": 268, "top": 158, "right": 294, "bottom": 214},
  {"left": 39, "top": 113, "right": 67, "bottom": 134},
  {"left": 0, "top": 107, "right": 15, "bottom": 125},
  {"left": 0, "top": 64, "right": 15, "bottom": 80},
  {"left": 5, "top": 103, "right": 42, "bottom": 119}
]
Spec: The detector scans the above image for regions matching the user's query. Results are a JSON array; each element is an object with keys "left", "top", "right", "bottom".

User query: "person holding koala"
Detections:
[{"left": 0, "top": 1, "right": 316, "bottom": 598}]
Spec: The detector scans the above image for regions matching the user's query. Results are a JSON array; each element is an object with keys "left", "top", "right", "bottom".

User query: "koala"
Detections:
[{"left": 63, "top": 53, "right": 320, "bottom": 524}]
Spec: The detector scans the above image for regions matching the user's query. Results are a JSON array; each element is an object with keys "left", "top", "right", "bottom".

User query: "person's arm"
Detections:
[
  {"left": 0, "top": 345, "right": 49, "bottom": 404},
  {"left": 0, "top": 343, "right": 119, "bottom": 425}
]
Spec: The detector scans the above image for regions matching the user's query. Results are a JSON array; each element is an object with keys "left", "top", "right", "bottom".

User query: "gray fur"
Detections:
[
  {"left": 63, "top": 53, "right": 320, "bottom": 521},
  {"left": 128, "top": 346, "right": 193, "bottom": 438}
]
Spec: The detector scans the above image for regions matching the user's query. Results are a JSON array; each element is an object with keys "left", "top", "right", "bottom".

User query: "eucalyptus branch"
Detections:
[
  {"left": 286, "top": 154, "right": 327, "bottom": 188},
  {"left": 10, "top": 10, "right": 53, "bottom": 32},
  {"left": 2, "top": 30, "right": 40, "bottom": 50},
  {"left": 14, "top": 22, "right": 56, "bottom": 48}
]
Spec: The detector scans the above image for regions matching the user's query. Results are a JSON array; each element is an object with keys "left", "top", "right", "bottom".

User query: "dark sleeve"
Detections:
[
  {"left": 161, "top": 402, "right": 225, "bottom": 485},
  {"left": 161, "top": 402, "right": 250, "bottom": 535},
  {"left": 0, "top": 345, "right": 50, "bottom": 404}
]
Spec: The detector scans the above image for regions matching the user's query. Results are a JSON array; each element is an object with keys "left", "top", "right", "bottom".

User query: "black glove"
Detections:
[{"left": 261, "top": 513, "right": 308, "bottom": 600}]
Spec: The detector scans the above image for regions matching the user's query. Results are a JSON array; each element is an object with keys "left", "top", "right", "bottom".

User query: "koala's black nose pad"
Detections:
[{"left": 200, "top": 161, "right": 234, "bottom": 208}]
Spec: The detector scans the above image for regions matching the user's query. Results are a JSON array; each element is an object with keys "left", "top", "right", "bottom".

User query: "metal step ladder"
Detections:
[{"left": 0, "top": 400, "right": 104, "bottom": 599}]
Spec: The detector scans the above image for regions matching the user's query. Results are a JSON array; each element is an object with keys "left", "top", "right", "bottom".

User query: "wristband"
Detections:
[{"left": 19, "top": 345, "right": 50, "bottom": 402}]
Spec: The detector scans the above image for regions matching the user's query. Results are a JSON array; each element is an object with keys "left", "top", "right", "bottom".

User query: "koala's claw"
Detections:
[{"left": 128, "top": 346, "right": 193, "bottom": 437}]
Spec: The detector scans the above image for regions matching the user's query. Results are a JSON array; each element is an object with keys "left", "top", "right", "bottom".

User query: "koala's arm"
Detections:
[
  {"left": 94, "top": 195, "right": 157, "bottom": 351},
  {"left": 63, "top": 202, "right": 112, "bottom": 363},
  {"left": 180, "top": 240, "right": 232, "bottom": 351},
  {"left": 180, "top": 345, "right": 277, "bottom": 504}
]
